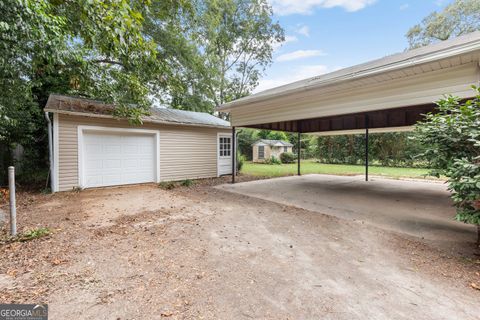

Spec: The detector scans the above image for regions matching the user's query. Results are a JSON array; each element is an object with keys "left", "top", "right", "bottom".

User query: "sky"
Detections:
[{"left": 256, "top": 0, "right": 451, "bottom": 93}]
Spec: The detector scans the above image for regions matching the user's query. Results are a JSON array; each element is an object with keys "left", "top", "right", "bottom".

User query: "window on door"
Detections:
[
  {"left": 258, "top": 146, "right": 265, "bottom": 159},
  {"left": 219, "top": 137, "right": 231, "bottom": 157}
]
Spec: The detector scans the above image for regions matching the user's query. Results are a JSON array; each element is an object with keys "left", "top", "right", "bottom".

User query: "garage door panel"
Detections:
[
  {"left": 103, "top": 174, "right": 122, "bottom": 186},
  {"left": 104, "top": 145, "right": 122, "bottom": 153},
  {"left": 82, "top": 131, "right": 157, "bottom": 188},
  {"left": 86, "top": 144, "right": 102, "bottom": 154},
  {"left": 123, "top": 159, "right": 138, "bottom": 168},
  {"left": 85, "top": 175, "right": 103, "bottom": 186},
  {"left": 86, "top": 159, "right": 103, "bottom": 170},
  {"left": 104, "top": 159, "right": 122, "bottom": 169}
]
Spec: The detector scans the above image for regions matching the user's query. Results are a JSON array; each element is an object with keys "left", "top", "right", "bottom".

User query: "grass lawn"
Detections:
[{"left": 242, "top": 160, "right": 434, "bottom": 179}]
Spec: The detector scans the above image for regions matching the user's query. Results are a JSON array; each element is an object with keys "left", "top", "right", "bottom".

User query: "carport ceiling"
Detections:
[
  {"left": 217, "top": 31, "right": 480, "bottom": 134},
  {"left": 245, "top": 103, "right": 436, "bottom": 133}
]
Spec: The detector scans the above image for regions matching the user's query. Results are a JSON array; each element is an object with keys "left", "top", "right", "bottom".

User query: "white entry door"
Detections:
[
  {"left": 81, "top": 131, "right": 157, "bottom": 188},
  {"left": 218, "top": 133, "right": 233, "bottom": 176}
]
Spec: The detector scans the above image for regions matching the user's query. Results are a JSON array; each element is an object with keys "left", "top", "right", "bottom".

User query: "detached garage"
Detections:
[{"left": 44, "top": 95, "right": 232, "bottom": 192}]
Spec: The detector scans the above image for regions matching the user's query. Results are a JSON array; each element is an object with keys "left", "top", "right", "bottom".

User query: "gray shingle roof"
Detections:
[
  {"left": 45, "top": 94, "right": 230, "bottom": 128},
  {"left": 253, "top": 139, "right": 293, "bottom": 147}
]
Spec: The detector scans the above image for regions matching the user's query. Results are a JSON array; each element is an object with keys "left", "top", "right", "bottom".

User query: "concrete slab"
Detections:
[{"left": 217, "top": 174, "right": 477, "bottom": 244}]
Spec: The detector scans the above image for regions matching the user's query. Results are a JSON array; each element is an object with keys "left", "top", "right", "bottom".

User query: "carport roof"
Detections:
[
  {"left": 216, "top": 32, "right": 480, "bottom": 134},
  {"left": 45, "top": 95, "right": 230, "bottom": 128},
  {"left": 217, "top": 31, "right": 480, "bottom": 112}
]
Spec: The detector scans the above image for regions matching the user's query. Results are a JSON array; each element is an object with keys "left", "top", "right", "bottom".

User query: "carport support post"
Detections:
[
  {"left": 365, "top": 115, "right": 369, "bottom": 182},
  {"left": 297, "top": 122, "right": 301, "bottom": 176},
  {"left": 232, "top": 126, "right": 236, "bottom": 184}
]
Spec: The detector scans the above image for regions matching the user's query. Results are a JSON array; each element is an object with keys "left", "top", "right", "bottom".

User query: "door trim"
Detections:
[
  {"left": 217, "top": 132, "right": 233, "bottom": 177},
  {"left": 77, "top": 125, "right": 160, "bottom": 189}
]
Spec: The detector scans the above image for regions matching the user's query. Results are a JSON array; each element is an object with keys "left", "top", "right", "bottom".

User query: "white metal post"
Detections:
[{"left": 8, "top": 166, "right": 16, "bottom": 236}]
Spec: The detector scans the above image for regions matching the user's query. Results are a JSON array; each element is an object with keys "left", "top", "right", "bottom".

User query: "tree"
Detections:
[
  {"left": 406, "top": 0, "right": 480, "bottom": 49},
  {"left": 193, "top": 0, "right": 284, "bottom": 110},
  {"left": 237, "top": 128, "right": 257, "bottom": 160},
  {"left": 414, "top": 87, "right": 480, "bottom": 243}
]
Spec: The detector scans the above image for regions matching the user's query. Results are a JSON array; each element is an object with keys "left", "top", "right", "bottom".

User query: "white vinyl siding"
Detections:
[{"left": 56, "top": 114, "right": 230, "bottom": 191}]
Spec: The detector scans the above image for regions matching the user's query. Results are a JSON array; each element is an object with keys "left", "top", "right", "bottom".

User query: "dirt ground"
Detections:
[{"left": 0, "top": 176, "right": 479, "bottom": 319}]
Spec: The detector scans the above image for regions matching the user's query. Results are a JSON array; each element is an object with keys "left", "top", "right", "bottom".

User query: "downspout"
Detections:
[
  {"left": 45, "top": 112, "right": 54, "bottom": 192},
  {"left": 235, "top": 129, "right": 242, "bottom": 176}
]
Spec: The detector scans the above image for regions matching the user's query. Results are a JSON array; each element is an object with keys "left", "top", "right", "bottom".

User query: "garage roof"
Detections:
[{"left": 45, "top": 95, "right": 230, "bottom": 128}]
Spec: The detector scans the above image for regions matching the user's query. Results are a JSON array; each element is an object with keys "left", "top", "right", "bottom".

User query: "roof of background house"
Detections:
[
  {"left": 45, "top": 94, "right": 230, "bottom": 128},
  {"left": 253, "top": 139, "right": 294, "bottom": 147},
  {"left": 217, "top": 31, "right": 480, "bottom": 111}
]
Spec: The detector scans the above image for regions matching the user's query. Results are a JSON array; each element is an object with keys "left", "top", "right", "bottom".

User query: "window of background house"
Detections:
[{"left": 258, "top": 146, "right": 265, "bottom": 159}]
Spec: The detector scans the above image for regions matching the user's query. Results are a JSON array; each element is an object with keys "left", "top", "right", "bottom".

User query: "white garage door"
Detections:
[{"left": 81, "top": 131, "right": 157, "bottom": 188}]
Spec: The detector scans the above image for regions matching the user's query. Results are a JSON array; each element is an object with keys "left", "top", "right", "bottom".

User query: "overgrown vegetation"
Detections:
[
  {"left": 180, "top": 179, "right": 194, "bottom": 187},
  {"left": 414, "top": 87, "right": 480, "bottom": 242},
  {"left": 158, "top": 179, "right": 195, "bottom": 189},
  {"left": 265, "top": 156, "right": 282, "bottom": 165},
  {"left": 237, "top": 154, "right": 246, "bottom": 172},
  {"left": 1, "top": 227, "right": 51, "bottom": 244},
  {"left": 280, "top": 152, "right": 296, "bottom": 164},
  {"left": 158, "top": 181, "right": 176, "bottom": 190}
]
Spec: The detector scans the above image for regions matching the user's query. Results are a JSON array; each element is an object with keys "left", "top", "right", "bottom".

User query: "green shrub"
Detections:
[
  {"left": 265, "top": 156, "right": 281, "bottom": 165},
  {"left": 237, "top": 154, "right": 246, "bottom": 172},
  {"left": 414, "top": 86, "right": 480, "bottom": 241},
  {"left": 280, "top": 152, "right": 296, "bottom": 164},
  {"left": 180, "top": 179, "right": 194, "bottom": 187}
]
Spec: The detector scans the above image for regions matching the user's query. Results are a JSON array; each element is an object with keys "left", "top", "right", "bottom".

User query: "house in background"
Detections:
[
  {"left": 252, "top": 139, "right": 293, "bottom": 163},
  {"left": 44, "top": 95, "right": 232, "bottom": 192}
]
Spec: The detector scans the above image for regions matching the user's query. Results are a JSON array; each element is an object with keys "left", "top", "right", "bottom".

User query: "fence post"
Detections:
[{"left": 8, "top": 166, "right": 16, "bottom": 236}]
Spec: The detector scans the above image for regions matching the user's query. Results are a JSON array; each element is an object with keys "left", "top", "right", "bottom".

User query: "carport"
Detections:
[{"left": 217, "top": 32, "right": 480, "bottom": 182}]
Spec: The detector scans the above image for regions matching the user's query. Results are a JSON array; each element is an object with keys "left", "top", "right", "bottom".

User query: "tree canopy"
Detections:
[
  {"left": 406, "top": 0, "right": 480, "bottom": 49},
  {"left": 156, "top": 0, "right": 284, "bottom": 112}
]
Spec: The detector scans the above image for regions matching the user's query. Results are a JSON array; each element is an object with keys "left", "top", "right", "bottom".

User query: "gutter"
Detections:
[{"left": 44, "top": 112, "right": 54, "bottom": 192}]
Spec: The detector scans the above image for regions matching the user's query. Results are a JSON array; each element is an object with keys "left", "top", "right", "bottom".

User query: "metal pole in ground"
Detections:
[
  {"left": 365, "top": 115, "right": 369, "bottom": 182},
  {"left": 297, "top": 121, "right": 301, "bottom": 176},
  {"left": 231, "top": 126, "right": 236, "bottom": 184},
  {"left": 8, "top": 166, "right": 16, "bottom": 236}
]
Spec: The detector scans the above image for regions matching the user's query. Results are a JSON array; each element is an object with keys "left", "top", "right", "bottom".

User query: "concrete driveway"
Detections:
[{"left": 217, "top": 174, "right": 477, "bottom": 246}]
